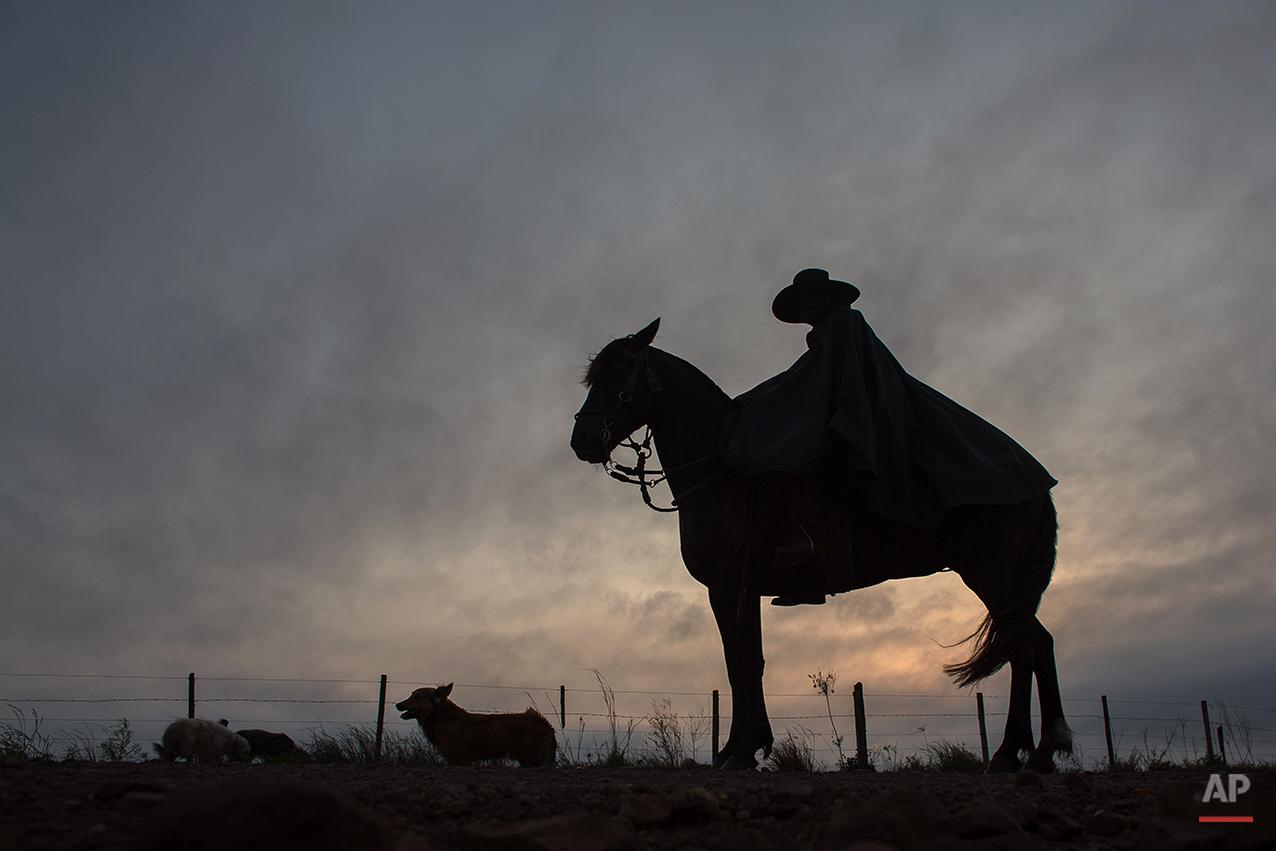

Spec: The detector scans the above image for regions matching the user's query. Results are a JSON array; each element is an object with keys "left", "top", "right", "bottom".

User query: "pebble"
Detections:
[
  {"left": 950, "top": 799, "right": 1021, "bottom": 838},
  {"left": 1062, "top": 770, "right": 1094, "bottom": 793},
  {"left": 669, "top": 786, "right": 722, "bottom": 823},
  {"left": 1014, "top": 769, "right": 1043, "bottom": 788},
  {"left": 618, "top": 793, "right": 672, "bottom": 829},
  {"left": 1035, "top": 807, "right": 1083, "bottom": 841}
]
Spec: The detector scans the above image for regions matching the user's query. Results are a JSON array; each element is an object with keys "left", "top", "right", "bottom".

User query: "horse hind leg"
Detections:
[
  {"left": 966, "top": 496, "right": 1062, "bottom": 772},
  {"left": 1024, "top": 618, "right": 1073, "bottom": 773},
  {"left": 945, "top": 609, "right": 1039, "bottom": 773},
  {"left": 986, "top": 633, "right": 1037, "bottom": 773}
]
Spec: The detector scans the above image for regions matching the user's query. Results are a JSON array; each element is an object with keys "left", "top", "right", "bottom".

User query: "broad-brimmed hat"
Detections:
[{"left": 771, "top": 268, "right": 861, "bottom": 323}]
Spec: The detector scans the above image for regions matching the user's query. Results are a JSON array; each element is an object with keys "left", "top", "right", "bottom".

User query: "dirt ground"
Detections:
[{"left": 1, "top": 758, "right": 1271, "bottom": 850}]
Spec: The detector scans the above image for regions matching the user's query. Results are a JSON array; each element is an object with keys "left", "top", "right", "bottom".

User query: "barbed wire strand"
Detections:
[{"left": 5, "top": 671, "right": 1274, "bottom": 713}]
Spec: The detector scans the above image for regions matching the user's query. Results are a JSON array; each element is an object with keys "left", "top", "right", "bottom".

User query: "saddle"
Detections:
[{"left": 736, "top": 472, "right": 856, "bottom": 606}]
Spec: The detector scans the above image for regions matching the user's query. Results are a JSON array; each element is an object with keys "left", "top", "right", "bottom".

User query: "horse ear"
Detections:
[
  {"left": 632, "top": 317, "right": 660, "bottom": 347},
  {"left": 440, "top": 682, "right": 454, "bottom": 698}
]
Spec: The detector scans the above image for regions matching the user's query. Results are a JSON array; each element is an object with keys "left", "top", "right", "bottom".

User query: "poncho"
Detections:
[{"left": 721, "top": 306, "right": 1056, "bottom": 528}]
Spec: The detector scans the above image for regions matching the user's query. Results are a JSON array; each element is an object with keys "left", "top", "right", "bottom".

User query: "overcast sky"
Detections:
[{"left": 3, "top": 1, "right": 1274, "bottom": 753}]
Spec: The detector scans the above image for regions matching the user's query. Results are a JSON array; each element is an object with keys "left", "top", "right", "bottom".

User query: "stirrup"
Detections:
[{"left": 774, "top": 529, "right": 830, "bottom": 564}]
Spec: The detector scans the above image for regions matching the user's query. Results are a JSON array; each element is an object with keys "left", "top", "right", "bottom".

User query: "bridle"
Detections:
[{"left": 574, "top": 346, "right": 718, "bottom": 512}]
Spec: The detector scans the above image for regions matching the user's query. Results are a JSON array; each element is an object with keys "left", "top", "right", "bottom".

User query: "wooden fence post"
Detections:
[
  {"left": 852, "top": 682, "right": 870, "bottom": 770},
  {"left": 1101, "top": 695, "right": 1116, "bottom": 769},
  {"left": 560, "top": 685, "right": 566, "bottom": 729},
  {"left": 712, "top": 690, "right": 720, "bottom": 762},
  {"left": 1201, "top": 700, "right": 1215, "bottom": 761},
  {"left": 187, "top": 673, "right": 195, "bottom": 719},
  {"left": 374, "top": 674, "right": 387, "bottom": 761},
  {"left": 1217, "top": 726, "right": 1227, "bottom": 766},
  {"left": 976, "top": 692, "right": 989, "bottom": 764}
]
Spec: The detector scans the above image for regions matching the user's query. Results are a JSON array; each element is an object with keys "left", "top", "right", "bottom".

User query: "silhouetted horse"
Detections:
[{"left": 571, "top": 318, "right": 1071, "bottom": 772}]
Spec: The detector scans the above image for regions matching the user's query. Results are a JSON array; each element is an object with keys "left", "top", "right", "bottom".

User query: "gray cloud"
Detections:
[{"left": 2, "top": 1, "right": 1274, "bottom": 733}]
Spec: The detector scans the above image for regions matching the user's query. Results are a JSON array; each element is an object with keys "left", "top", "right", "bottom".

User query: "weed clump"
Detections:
[
  {"left": 766, "top": 727, "right": 817, "bottom": 772},
  {"left": 305, "top": 725, "right": 443, "bottom": 765},
  {"left": 0, "top": 705, "right": 56, "bottom": 761},
  {"left": 642, "top": 697, "right": 710, "bottom": 768},
  {"left": 921, "top": 738, "right": 985, "bottom": 773}
]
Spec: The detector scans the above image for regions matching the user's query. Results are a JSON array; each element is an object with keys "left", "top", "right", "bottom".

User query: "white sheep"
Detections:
[{"left": 153, "top": 717, "right": 252, "bottom": 763}]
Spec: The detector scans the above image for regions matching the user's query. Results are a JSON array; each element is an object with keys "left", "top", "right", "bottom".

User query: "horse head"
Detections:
[{"left": 571, "top": 318, "right": 662, "bottom": 463}]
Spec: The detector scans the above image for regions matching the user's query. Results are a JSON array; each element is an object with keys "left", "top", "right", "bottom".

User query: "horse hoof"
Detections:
[
  {"left": 719, "top": 751, "right": 759, "bottom": 771},
  {"left": 1024, "top": 753, "right": 1058, "bottom": 774},
  {"left": 985, "top": 756, "right": 1022, "bottom": 774}
]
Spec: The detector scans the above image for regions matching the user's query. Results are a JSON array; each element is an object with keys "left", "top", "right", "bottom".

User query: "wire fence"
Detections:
[{"left": 3, "top": 670, "right": 1274, "bottom": 769}]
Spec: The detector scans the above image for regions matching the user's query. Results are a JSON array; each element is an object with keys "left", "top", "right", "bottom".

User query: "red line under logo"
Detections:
[{"left": 1199, "top": 816, "right": 1254, "bottom": 823}]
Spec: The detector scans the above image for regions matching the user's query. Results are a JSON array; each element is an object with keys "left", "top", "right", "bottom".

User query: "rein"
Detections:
[
  {"left": 575, "top": 347, "right": 720, "bottom": 512},
  {"left": 605, "top": 430, "right": 719, "bottom": 513}
]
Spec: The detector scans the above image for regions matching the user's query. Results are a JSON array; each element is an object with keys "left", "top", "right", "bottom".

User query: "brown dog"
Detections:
[{"left": 396, "top": 682, "right": 556, "bottom": 767}]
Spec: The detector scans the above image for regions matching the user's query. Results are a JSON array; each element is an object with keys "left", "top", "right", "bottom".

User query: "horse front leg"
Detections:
[
  {"left": 708, "top": 587, "right": 772, "bottom": 770},
  {"left": 710, "top": 622, "right": 747, "bottom": 769},
  {"left": 706, "top": 583, "right": 742, "bottom": 768}
]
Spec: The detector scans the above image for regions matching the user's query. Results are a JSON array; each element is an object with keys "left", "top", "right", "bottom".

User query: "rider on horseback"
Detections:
[{"left": 722, "top": 269, "right": 1057, "bottom": 603}]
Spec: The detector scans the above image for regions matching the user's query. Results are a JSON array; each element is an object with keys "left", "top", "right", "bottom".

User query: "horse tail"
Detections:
[
  {"left": 943, "top": 611, "right": 1030, "bottom": 688},
  {"left": 944, "top": 494, "right": 1058, "bottom": 689}
]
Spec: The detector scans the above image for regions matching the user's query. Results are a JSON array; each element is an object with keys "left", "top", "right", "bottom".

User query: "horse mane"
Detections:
[
  {"left": 581, "top": 335, "right": 642, "bottom": 388},
  {"left": 647, "top": 348, "right": 730, "bottom": 404},
  {"left": 582, "top": 337, "right": 729, "bottom": 406}
]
